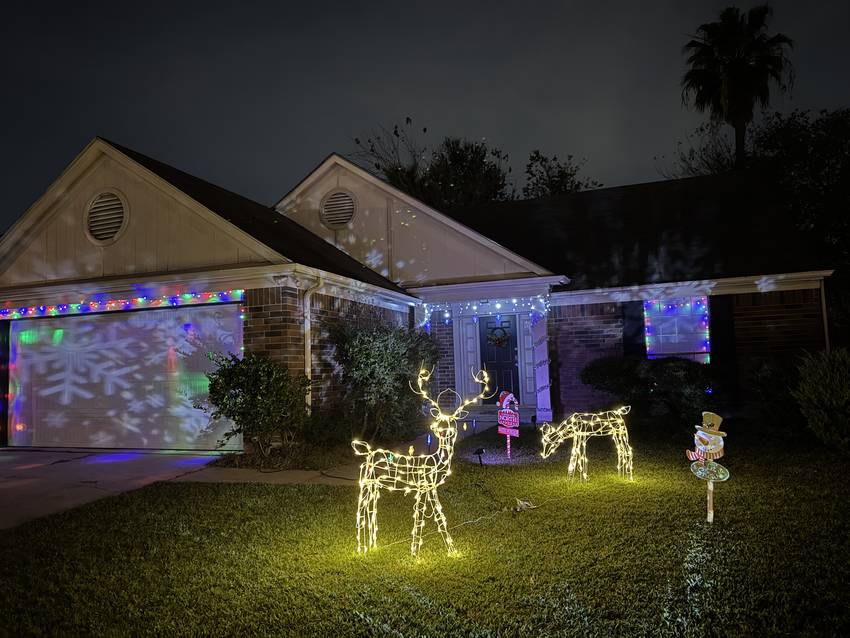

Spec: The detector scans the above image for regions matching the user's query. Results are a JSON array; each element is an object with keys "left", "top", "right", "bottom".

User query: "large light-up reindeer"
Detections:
[
  {"left": 540, "top": 406, "right": 633, "bottom": 481},
  {"left": 352, "top": 368, "right": 489, "bottom": 556}
]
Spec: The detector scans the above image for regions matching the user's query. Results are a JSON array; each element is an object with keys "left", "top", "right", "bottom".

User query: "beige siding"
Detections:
[
  {"left": 281, "top": 164, "right": 535, "bottom": 286},
  {"left": 0, "top": 152, "right": 274, "bottom": 287}
]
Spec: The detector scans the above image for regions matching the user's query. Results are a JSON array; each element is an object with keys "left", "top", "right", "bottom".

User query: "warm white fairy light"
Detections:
[
  {"left": 540, "top": 406, "right": 634, "bottom": 481},
  {"left": 352, "top": 368, "right": 490, "bottom": 556}
]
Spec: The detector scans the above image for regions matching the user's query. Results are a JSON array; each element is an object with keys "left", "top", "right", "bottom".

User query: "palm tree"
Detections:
[{"left": 682, "top": 5, "right": 793, "bottom": 167}]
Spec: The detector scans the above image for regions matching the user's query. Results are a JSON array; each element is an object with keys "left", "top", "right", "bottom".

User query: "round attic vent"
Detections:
[
  {"left": 86, "top": 192, "right": 126, "bottom": 243},
  {"left": 320, "top": 190, "right": 356, "bottom": 230}
]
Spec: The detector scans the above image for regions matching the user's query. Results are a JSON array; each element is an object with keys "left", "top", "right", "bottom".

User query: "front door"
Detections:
[{"left": 478, "top": 315, "right": 520, "bottom": 404}]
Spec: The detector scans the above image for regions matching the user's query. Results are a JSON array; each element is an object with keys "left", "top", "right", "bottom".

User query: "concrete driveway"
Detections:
[{"left": 0, "top": 448, "right": 219, "bottom": 529}]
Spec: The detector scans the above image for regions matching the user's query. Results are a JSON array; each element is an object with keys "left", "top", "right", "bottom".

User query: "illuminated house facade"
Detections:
[{"left": 0, "top": 139, "right": 832, "bottom": 450}]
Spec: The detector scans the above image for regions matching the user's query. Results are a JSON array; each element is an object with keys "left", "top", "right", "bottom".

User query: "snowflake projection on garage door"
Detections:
[{"left": 8, "top": 305, "right": 242, "bottom": 449}]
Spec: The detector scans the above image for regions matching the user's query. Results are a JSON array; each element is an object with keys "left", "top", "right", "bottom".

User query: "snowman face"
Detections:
[{"left": 695, "top": 431, "right": 724, "bottom": 455}]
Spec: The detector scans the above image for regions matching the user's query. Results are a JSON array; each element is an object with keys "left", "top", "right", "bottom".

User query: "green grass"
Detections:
[{"left": 1, "top": 422, "right": 848, "bottom": 637}]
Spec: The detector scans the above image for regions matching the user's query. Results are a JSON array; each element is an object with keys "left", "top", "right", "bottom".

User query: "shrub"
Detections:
[
  {"left": 202, "top": 352, "right": 311, "bottom": 452},
  {"left": 742, "top": 356, "right": 803, "bottom": 430},
  {"left": 793, "top": 349, "right": 850, "bottom": 455},
  {"left": 580, "top": 355, "right": 717, "bottom": 429},
  {"left": 331, "top": 311, "right": 438, "bottom": 442}
]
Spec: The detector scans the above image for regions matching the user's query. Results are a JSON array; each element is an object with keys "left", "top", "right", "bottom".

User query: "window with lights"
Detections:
[{"left": 643, "top": 296, "right": 711, "bottom": 363}]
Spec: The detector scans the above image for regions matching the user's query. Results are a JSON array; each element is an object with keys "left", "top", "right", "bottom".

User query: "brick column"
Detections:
[
  {"left": 242, "top": 286, "right": 304, "bottom": 374},
  {"left": 430, "top": 312, "right": 456, "bottom": 407}
]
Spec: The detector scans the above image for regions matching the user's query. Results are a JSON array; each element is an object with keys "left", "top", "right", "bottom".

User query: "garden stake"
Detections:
[{"left": 686, "top": 412, "right": 730, "bottom": 523}]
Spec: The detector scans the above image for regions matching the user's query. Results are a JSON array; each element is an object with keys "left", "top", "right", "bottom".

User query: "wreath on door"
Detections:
[{"left": 487, "top": 326, "right": 511, "bottom": 348}]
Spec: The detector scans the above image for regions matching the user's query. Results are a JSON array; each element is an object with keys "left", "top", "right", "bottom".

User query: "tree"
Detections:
[
  {"left": 664, "top": 109, "right": 850, "bottom": 337},
  {"left": 354, "top": 119, "right": 514, "bottom": 212},
  {"left": 522, "top": 150, "right": 601, "bottom": 198},
  {"left": 421, "top": 137, "right": 514, "bottom": 211},
  {"left": 656, "top": 122, "right": 735, "bottom": 178},
  {"left": 681, "top": 5, "right": 793, "bottom": 166},
  {"left": 353, "top": 118, "right": 431, "bottom": 204}
]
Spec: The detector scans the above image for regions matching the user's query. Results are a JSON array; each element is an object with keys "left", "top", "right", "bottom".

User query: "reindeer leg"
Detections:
[
  {"left": 355, "top": 480, "right": 370, "bottom": 553},
  {"left": 622, "top": 431, "right": 634, "bottom": 481},
  {"left": 429, "top": 489, "right": 455, "bottom": 554},
  {"left": 567, "top": 437, "right": 580, "bottom": 480},
  {"left": 577, "top": 435, "right": 589, "bottom": 482},
  {"left": 613, "top": 433, "right": 625, "bottom": 478},
  {"left": 367, "top": 486, "right": 380, "bottom": 550},
  {"left": 410, "top": 489, "right": 428, "bottom": 557}
]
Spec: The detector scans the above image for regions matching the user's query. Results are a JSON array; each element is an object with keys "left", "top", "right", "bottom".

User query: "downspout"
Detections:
[
  {"left": 820, "top": 278, "right": 831, "bottom": 353},
  {"left": 303, "top": 277, "right": 323, "bottom": 413}
]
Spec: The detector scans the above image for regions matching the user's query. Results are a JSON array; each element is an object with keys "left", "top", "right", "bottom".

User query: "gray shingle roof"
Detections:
[{"left": 101, "top": 138, "right": 409, "bottom": 296}]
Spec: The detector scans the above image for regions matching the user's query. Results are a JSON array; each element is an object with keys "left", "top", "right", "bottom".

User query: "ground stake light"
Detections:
[
  {"left": 352, "top": 368, "right": 490, "bottom": 557},
  {"left": 540, "top": 407, "right": 634, "bottom": 481},
  {"left": 686, "top": 412, "right": 729, "bottom": 523}
]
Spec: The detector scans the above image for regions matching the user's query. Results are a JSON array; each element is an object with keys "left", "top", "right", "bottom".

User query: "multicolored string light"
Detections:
[
  {"left": 0, "top": 289, "right": 245, "bottom": 321},
  {"left": 643, "top": 296, "right": 710, "bottom": 363}
]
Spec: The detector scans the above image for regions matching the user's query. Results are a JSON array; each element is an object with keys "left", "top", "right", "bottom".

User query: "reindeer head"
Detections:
[
  {"left": 540, "top": 421, "right": 570, "bottom": 458},
  {"left": 412, "top": 368, "right": 490, "bottom": 438}
]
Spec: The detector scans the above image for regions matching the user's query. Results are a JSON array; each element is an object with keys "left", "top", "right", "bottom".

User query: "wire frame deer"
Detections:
[
  {"left": 540, "top": 406, "right": 633, "bottom": 481},
  {"left": 352, "top": 368, "right": 489, "bottom": 556}
]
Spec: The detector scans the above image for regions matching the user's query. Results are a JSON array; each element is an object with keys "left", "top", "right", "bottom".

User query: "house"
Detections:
[{"left": 0, "top": 139, "right": 832, "bottom": 450}]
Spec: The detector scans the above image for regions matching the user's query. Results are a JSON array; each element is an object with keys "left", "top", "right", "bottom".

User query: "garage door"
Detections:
[{"left": 8, "top": 304, "right": 243, "bottom": 450}]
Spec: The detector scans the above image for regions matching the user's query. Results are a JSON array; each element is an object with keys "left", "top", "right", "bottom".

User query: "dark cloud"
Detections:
[{"left": 2, "top": 0, "right": 848, "bottom": 230}]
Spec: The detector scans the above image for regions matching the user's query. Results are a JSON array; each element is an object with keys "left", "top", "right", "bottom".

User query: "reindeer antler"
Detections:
[
  {"left": 410, "top": 367, "right": 443, "bottom": 417},
  {"left": 450, "top": 369, "right": 491, "bottom": 420}
]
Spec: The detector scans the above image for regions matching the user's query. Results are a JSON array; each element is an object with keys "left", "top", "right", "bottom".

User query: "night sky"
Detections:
[{"left": 2, "top": 1, "right": 848, "bottom": 232}]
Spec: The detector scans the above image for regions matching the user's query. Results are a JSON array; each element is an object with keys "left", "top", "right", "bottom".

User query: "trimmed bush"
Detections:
[
  {"left": 202, "top": 352, "right": 311, "bottom": 452},
  {"left": 580, "top": 355, "right": 718, "bottom": 429},
  {"left": 330, "top": 310, "right": 438, "bottom": 442},
  {"left": 793, "top": 349, "right": 850, "bottom": 455}
]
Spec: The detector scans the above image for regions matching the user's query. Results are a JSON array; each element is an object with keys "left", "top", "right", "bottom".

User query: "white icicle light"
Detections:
[
  {"left": 352, "top": 368, "right": 490, "bottom": 556},
  {"left": 540, "top": 406, "right": 634, "bottom": 481}
]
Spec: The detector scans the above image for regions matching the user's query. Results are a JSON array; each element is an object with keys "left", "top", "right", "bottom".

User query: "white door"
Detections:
[{"left": 8, "top": 304, "right": 243, "bottom": 450}]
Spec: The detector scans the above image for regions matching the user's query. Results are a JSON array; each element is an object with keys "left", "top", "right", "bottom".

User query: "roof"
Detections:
[
  {"left": 443, "top": 171, "right": 828, "bottom": 291},
  {"left": 275, "top": 153, "right": 551, "bottom": 277},
  {"left": 99, "top": 139, "right": 409, "bottom": 296}
]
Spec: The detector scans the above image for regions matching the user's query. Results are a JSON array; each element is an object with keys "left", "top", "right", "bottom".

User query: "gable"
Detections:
[
  {"left": 277, "top": 157, "right": 550, "bottom": 287},
  {"left": 0, "top": 142, "right": 283, "bottom": 288}
]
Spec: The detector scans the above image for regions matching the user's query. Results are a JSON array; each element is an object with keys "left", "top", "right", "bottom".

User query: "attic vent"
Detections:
[
  {"left": 86, "top": 192, "right": 126, "bottom": 242},
  {"left": 320, "top": 190, "right": 356, "bottom": 230}
]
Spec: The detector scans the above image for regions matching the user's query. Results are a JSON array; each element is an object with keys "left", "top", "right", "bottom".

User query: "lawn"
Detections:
[{"left": 1, "top": 421, "right": 848, "bottom": 637}]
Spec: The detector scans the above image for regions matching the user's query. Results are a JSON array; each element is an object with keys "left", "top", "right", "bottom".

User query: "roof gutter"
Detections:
[
  {"left": 550, "top": 270, "right": 835, "bottom": 306},
  {"left": 302, "top": 276, "right": 323, "bottom": 414}
]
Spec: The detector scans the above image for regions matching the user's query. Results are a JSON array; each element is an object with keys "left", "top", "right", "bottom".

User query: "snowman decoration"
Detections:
[{"left": 686, "top": 412, "right": 730, "bottom": 523}]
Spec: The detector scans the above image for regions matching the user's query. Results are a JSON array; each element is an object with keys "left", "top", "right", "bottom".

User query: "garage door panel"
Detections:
[{"left": 8, "top": 305, "right": 243, "bottom": 450}]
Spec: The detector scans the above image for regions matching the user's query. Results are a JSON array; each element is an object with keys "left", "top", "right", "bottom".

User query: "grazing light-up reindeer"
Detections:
[
  {"left": 540, "top": 406, "right": 633, "bottom": 481},
  {"left": 352, "top": 368, "right": 489, "bottom": 556}
]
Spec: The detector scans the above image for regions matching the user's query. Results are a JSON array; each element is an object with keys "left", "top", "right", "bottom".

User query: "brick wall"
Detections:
[
  {"left": 429, "top": 312, "right": 456, "bottom": 408},
  {"left": 549, "top": 302, "right": 624, "bottom": 415},
  {"left": 732, "top": 289, "right": 824, "bottom": 357},
  {"left": 242, "top": 286, "right": 304, "bottom": 373}
]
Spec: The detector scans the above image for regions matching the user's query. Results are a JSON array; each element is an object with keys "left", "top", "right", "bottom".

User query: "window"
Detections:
[{"left": 643, "top": 296, "right": 710, "bottom": 363}]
